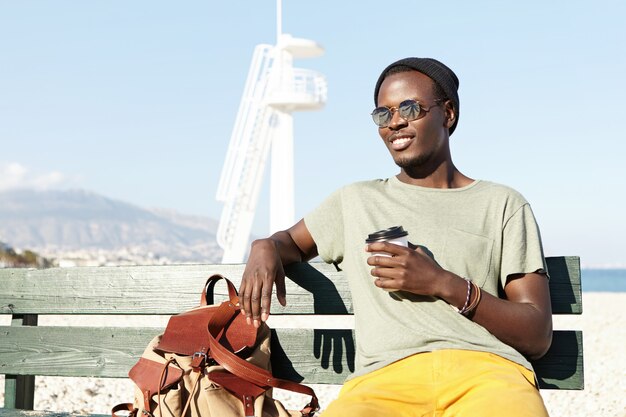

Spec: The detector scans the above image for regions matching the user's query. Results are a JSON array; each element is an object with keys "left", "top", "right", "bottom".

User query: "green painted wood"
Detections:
[
  {"left": 0, "top": 326, "right": 159, "bottom": 378},
  {"left": 0, "top": 325, "right": 582, "bottom": 390},
  {"left": 4, "top": 315, "right": 38, "bottom": 410},
  {"left": 271, "top": 328, "right": 355, "bottom": 385},
  {"left": 0, "top": 263, "right": 350, "bottom": 315},
  {"left": 2, "top": 376, "right": 34, "bottom": 410},
  {"left": 545, "top": 256, "right": 582, "bottom": 314},
  {"left": 0, "top": 253, "right": 583, "bottom": 413},
  {"left": 534, "top": 330, "right": 584, "bottom": 390},
  {"left": 0, "top": 257, "right": 579, "bottom": 316},
  {"left": 0, "top": 264, "right": 248, "bottom": 315},
  {"left": 3, "top": 376, "right": 17, "bottom": 409},
  {"left": 271, "top": 329, "right": 584, "bottom": 390}
]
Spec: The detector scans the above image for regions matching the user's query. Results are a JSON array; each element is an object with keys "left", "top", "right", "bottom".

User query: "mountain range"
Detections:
[{"left": 0, "top": 188, "right": 223, "bottom": 263}]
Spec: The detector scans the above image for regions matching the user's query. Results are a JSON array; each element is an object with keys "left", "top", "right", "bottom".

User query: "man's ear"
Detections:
[{"left": 444, "top": 100, "right": 456, "bottom": 129}]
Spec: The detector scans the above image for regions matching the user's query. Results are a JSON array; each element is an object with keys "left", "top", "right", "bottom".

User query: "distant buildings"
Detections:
[
  {"left": 0, "top": 241, "right": 53, "bottom": 268},
  {"left": 0, "top": 241, "right": 222, "bottom": 268}
]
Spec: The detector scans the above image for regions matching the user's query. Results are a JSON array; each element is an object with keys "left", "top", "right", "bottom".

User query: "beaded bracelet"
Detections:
[
  {"left": 457, "top": 278, "right": 472, "bottom": 314},
  {"left": 461, "top": 282, "right": 482, "bottom": 316}
]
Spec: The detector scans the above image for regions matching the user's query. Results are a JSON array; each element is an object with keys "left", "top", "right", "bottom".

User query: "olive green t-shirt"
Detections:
[{"left": 304, "top": 177, "right": 547, "bottom": 380}]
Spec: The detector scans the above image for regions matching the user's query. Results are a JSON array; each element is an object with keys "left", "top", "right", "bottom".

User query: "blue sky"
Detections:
[{"left": 1, "top": 1, "right": 624, "bottom": 267}]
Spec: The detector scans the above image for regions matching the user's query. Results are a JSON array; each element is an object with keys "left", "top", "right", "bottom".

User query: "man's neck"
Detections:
[{"left": 396, "top": 163, "right": 473, "bottom": 189}]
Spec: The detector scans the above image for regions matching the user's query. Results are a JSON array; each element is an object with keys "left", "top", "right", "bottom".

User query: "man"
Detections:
[{"left": 239, "top": 57, "right": 552, "bottom": 416}]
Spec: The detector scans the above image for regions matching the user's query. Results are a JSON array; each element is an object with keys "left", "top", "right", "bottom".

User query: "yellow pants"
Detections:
[{"left": 321, "top": 350, "right": 549, "bottom": 417}]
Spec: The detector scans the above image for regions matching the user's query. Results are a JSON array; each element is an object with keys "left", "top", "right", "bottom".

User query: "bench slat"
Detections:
[
  {"left": 0, "top": 263, "right": 350, "bottom": 316},
  {"left": 0, "top": 257, "right": 580, "bottom": 315},
  {"left": 271, "top": 329, "right": 583, "bottom": 390},
  {"left": 545, "top": 256, "right": 582, "bottom": 314},
  {"left": 532, "top": 330, "right": 584, "bottom": 390},
  {"left": 0, "top": 325, "right": 583, "bottom": 390},
  {"left": 0, "top": 326, "right": 156, "bottom": 378}
]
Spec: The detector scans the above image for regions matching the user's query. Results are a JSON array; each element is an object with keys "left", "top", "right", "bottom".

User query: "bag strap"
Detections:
[
  {"left": 112, "top": 403, "right": 137, "bottom": 417},
  {"left": 207, "top": 300, "right": 320, "bottom": 417},
  {"left": 201, "top": 274, "right": 239, "bottom": 306}
]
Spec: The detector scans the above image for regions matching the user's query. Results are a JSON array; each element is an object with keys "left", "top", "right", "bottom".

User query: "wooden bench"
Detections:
[{"left": 0, "top": 256, "right": 583, "bottom": 417}]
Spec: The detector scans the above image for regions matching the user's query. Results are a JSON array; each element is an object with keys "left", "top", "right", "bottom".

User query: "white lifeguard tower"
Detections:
[{"left": 215, "top": 0, "right": 327, "bottom": 263}]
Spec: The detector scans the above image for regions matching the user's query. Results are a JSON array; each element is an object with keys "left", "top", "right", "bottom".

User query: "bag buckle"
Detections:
[
  {"left": 191, "top": 350, "right": 209, "bottom": 371},
  {"left": 193, "top": 351, "right": 207, "bottom": 360}
]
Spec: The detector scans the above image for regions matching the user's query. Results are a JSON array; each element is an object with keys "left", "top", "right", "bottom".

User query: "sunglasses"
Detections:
[{"left": 371, "top": 99, "right": 443, "bottom": 128}]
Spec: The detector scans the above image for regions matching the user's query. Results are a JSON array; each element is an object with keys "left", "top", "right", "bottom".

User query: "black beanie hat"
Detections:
[{"left": 373, "top": 57, "right": 460, "bottom": 135}]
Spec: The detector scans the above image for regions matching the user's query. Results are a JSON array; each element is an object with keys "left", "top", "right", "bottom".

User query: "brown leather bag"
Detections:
[{"left": 112, "top": 274, "right": 319, "bottom": 417}]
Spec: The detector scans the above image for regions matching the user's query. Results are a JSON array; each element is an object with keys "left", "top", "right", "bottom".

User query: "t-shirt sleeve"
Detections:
[
  {"left": 500, "top": 203, "right": 548, "bottom": 288},
  {"left": 303, "top": 188, "right": 345, "bottom": 264}
]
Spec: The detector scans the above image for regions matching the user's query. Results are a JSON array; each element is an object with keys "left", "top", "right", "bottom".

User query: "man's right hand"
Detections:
[
  {"left": 238, "top": 220, "right": 318, "bottom": 327},
  {"left": 239, "top": 238, "right": 287, "bottom": 328}
]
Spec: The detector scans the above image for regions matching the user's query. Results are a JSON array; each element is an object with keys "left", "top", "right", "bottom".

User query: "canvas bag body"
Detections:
[{"left": 112, "top": 275, "right": 314, "bottom": 417}]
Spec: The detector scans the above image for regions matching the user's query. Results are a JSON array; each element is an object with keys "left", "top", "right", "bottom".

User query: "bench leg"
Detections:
[
  {"left": 5, "top": 314, "right": 38, "bottom": 410},
  {"left": 4, "top": 375, "right": 36, "bottom": 409}
]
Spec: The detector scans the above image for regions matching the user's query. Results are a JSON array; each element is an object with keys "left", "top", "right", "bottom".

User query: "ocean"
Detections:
[{"left": 582, "top": 269, "right": 626, "bottom": 292}]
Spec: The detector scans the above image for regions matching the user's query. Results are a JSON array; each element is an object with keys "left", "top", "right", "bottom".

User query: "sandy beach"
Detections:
[{"left": 1, "top": 292, "right": 624, "bottom": 417}]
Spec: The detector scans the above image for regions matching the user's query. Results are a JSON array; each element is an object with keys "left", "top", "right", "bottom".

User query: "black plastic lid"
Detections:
[{"left": 365, "top": 226, "right": 408, "bottom": 243}]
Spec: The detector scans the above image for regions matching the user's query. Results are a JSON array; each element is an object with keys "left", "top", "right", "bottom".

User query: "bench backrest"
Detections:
[{"left": 0, "top": 256, "right": 583, "bottom": 409}]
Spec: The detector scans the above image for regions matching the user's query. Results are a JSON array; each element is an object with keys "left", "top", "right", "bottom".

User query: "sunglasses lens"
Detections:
[
  {"left": 371, "top": 100, "right": 424, "bottom": 127},
  {"left": 398, "top": 100, "right": 421, "bottom": 121},
  {"left": 371, "top": 107, "right": 392, "bottom": 127}
]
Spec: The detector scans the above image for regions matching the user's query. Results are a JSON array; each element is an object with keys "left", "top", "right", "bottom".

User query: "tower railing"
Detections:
[{"left": 265, "top": 68, "right": 327, "bottom": 109}]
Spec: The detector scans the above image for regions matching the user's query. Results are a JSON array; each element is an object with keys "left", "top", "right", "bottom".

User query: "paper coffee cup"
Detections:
[{"left": 366, "top": 226, "right": 409, "bottom": 291}]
